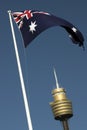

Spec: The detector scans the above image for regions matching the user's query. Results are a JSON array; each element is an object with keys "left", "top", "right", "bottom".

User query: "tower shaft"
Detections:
[{"left": 62, "top": 119, "right": 69, "bottom": 130}]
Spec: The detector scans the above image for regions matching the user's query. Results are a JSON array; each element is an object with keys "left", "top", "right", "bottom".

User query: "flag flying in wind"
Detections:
[{"left": 12, "top": 10, "right": 84, "bottom": 48}]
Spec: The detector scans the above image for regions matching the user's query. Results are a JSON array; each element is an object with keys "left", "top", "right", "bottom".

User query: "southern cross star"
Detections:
[
  {"left": 29, "top": 21, "right": 37, "bottom": 33},
  {"left": 72, "top": 27, "right": 77, "bottom": 32}
]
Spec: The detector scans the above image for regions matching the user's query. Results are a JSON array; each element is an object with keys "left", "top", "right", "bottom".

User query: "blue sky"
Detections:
[{"left": 0, "top": 0, "right": 87, "bottom": 130}]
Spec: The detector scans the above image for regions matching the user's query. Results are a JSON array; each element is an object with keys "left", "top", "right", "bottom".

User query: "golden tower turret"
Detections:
[{"left": 50, "top": 68, "right": 73, "bottom": 130}]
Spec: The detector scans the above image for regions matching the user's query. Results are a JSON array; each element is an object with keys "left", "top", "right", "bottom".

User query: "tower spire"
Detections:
[{"left": 53, "top": 67, "right": 60, "bottom": 88}]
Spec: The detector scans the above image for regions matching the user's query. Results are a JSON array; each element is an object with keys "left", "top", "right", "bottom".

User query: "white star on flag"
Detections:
[
  {"left": 72, "top": 27, "right": 77, "bottom": 32},
  {"left": 29, "top": 21, "right": 37, "bottom": 33}
]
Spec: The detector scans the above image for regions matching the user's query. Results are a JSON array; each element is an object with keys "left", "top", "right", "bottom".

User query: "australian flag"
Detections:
[{"left": 12, "top": 10, "right": 84, "bottom": 48}]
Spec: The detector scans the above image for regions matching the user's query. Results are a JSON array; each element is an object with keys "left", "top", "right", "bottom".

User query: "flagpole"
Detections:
[{"left": 8, "top": 10, "right": 33, "bottom": 130}]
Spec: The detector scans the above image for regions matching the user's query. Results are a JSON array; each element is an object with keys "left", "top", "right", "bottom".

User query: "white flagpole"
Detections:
[{"left": 8, "top": 10, "right": 33, "bottom": 130}]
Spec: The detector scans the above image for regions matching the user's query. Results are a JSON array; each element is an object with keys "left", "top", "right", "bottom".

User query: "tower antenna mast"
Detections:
[{"left": 53, "top": 68, "right": 60, "bottom": 89}]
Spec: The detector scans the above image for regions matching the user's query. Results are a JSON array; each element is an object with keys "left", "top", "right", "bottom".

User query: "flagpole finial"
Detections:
[{"left": 8, "top": 10, "right": 11, "bottom": 13}]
